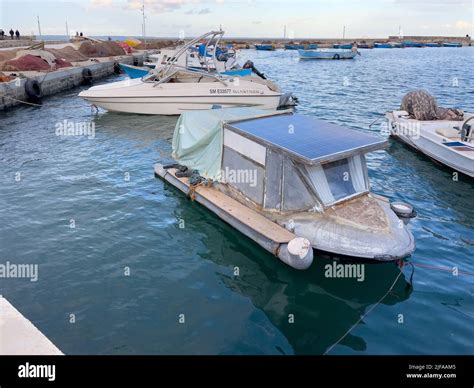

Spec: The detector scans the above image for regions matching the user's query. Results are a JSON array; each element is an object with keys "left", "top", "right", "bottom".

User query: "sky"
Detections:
[{"left": 1, "top": 0, "right": 473, "bottom": 38}]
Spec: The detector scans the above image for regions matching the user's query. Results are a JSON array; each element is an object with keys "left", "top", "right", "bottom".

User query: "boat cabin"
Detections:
[
  {"left": 170, "top": 108, "right": 414, "bottom": 262},
  {"left": 219, "top": 112, "right": 387, "bottom": 213}
]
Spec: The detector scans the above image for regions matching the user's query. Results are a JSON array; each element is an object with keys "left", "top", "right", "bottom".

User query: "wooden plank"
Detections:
[{"left": 168, "top": 168, "right": 294, "bottom": 243}]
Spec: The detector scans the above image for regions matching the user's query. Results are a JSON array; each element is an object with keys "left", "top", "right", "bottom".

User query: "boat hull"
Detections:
[
  {"left": 386, "top": 113, "right": 474, "bottom": 177},
  {"left": 298, "top": 49, "right": 357, "bottom": 59},
  {"left": 79, "top": 78, "right": 282, "bottom": 115}
]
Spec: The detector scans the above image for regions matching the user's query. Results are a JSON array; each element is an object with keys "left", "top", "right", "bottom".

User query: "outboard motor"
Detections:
[
  {"left": 278, "top": 92, "right": 298, "bottom": 108},
  {"left": 243, "top": 60, "right": 266, "bottom": 79},
  {"left": 461, "top": 117, "right": 474, "bottom": 142}
]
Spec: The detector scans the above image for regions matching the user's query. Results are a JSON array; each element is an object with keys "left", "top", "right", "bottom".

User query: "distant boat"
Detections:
[
  {"left": 306, "top": 44, "right": 318, "bottom": 50},
  {"left": 119, "top": 63, "right": 150, "bottom": 79},
  {"left": 255, "top": 44, "right": 275, "bottom": 51},
  {"left": 298, "top": 49, "right": 357, "bottom": 60},
  {"left": 424, "top": 43, "right": 440, "bottom": 47},
  {"left": 374, "top": 43, "right": 392, "bottom": 48},
  {"left": 333, "top": 44, "right": 352, "bottom": 49},
  {"left": 403, "top": 41, "right": 423, "bottom": 48},
  {"left": 357, "top": 43, "right": 371, "bottom": 49},
  {"left": 392, "top": 43, "right": 404, "bottom": 48},
  {"left": 285, "top": 44, "right": 305, "bottom": 50},
  {"left": 443, "top": 42, "right": 462, "bottom": 47}
]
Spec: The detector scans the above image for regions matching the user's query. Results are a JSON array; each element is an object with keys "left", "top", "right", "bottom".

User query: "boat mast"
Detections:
[
  {"left": 37, "top": 15, "right": 42, "bottom": 39},
  {"left": 342, "top": 25, "right": 346, "bottom": 39},
  {"left": 142, "top": 0, "right": 147, "bottom": 44},
  {"left": 65, "top": 20, "right": 69, "bottom": 41}
]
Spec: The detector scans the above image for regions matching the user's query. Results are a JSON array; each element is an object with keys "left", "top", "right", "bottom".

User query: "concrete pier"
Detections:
[
  {"left": 0, "top": 296, "right": 63, "bottom": 355},
  {"left": 0, "top": 53, "right": 145, "bottom": 110}
]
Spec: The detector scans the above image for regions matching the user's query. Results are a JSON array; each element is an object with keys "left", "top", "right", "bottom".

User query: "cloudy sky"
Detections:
[{"left": 1, "top": 0, "right": 472, "bottom": 38}]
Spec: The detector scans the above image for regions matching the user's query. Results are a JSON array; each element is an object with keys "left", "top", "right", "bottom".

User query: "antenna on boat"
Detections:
[{"left": 141, "top": 0, "right": 147, "bottom": 44}]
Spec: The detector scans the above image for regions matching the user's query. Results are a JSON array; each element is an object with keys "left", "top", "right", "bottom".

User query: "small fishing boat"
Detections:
[
  {"left": 255, "top": 44, "right": 275, "bottom": 51},
  {"left": 333, "top": 44, "right": 353, "bottom": 49},
  {"left": 443, "top": 42, "right": 462, "bottom": 47},
  {"left": 306, "top": 44, "right": 318, "bottom": 50},
  {"left": 424, "top": 43, "right": 440, "bottom": 47},
  {"left": 357, "top": 43, "right": 371, "bottom": 49},
  {"left": 403, "top": 41, "right": 423, "bottom": 48},
  {"left": 298, "top": 49, "right": 357, "bottom": 60},
  {"left": 154, "top": 108, "right": 416, "bottom": 269},
  {"left": 392, "top": 43, "right": 404, "bottom": 48},
  {"left": 119, "top": 63, "right": 150, "bottom": 79},
  {"left": 284, "top": 43, "right": 305, "bottom": 50},
  {"left": 374, "top": 42, "right": 392, "bottom": 48},
  {"left": 386, "top": 110, "right": 474, "bottom": 177},
  {"left": 119, "top": 63, "right": 252, "bottom": 79}
]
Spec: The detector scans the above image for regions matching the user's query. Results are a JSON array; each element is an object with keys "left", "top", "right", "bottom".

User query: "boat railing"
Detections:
[{"left": 160, "top": 31, "right": 225, "bottom": 81}]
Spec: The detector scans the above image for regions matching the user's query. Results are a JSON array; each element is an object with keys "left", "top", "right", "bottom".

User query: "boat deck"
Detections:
[{"left": 156, "top": 166, "right": 295, "bottom": 244}]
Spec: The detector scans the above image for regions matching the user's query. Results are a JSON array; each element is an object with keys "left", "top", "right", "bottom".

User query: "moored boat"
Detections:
[
  {"left": 255, "top": 44, "right": 275, "bottom": 51},
  {"left": 298, "top": 49, "right": 358, "bottom": 60},
  {"left": 119, "top": 63, "right": 252, "bottom": 79},
  {"left": 443, "top": 42, "right": 462, "bottom": 47},
  {"left": 374, "top": 42, "right": 392, "bottom": 48},
  {"left": 403, "top": 41, "right": 424, "bottom": 48},
  {"left": 333, "top": 43, "right": 353, "bottom": 49},
  {"left": 386, "top": 110, "right": 474, "bottom": 177},
  {"left": 284, "top": 43, "right": 305, "bottom": 50},
  {"left": 154, "top": 108, "right": 416, "bottom": 269},
  {"left": 79, "top": 31, "right": 293, "bottom": 115}
]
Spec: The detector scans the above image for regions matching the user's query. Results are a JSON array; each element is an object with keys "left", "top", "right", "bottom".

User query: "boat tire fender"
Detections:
[
  {"left": 277, "top": 238, "right": 313, "bottom": 270},
  {"left": 24, "top": 79, "right": 41, "bottom": 103},
  {"left": 113, "top": 62, "right": 122, "bottom": 74},
  {"left": 82, "top": 68, "right": 93, "bottom": 85},
  {"left": 333, "top": 54, "right": 340, "bottom": 60}
]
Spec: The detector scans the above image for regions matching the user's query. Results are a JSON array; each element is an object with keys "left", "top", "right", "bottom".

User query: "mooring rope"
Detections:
[
  {"left": 324, "top": 269, "right": 404, "bottom": 355},
  {"left": 412, "top": 262, "right": 474, "bottom": 276}
]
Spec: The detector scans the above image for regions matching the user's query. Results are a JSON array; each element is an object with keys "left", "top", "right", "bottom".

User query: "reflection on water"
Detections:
[{"left": 0, "top": 47, "right": 473, "bottom": 355}]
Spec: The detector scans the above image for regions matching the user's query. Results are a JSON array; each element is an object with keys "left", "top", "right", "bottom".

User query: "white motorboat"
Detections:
[
  {"left": 80, "top": 31, "right": 289, "bottom": 115},
  {"left": 79, "top": 71, "right": 283, "bottom": 115},
  {"left": 386, "top": 110, "right": 474, "bottom": 177}
]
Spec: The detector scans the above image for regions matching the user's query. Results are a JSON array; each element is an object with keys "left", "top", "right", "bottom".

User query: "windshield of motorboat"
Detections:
[{"left": 305, "top": 155, "right": 369, "bottom": 206}]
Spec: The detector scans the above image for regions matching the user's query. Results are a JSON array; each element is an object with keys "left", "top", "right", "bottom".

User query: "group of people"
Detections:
[{"left": 0, "top": 29, "right": 21, "bottom": 40}]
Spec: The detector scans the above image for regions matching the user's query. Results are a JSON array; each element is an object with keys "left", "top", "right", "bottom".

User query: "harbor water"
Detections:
[{"left": 0, "top": 47, "right": 473, "bottom": 355}]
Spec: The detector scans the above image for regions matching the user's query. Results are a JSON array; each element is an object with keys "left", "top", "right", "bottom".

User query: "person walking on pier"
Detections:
[
  {"left": 0, "top": 29, "right": 5, "bottom": 40},
  {"left": 15, "top": 30, "right": 20, "bottom": 40},
  {"left": 9, "top": 28, "right": 14, "bottom": 39}
]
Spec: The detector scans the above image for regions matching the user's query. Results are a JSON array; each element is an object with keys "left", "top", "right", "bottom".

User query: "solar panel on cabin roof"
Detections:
[{"left": 227, "top": 114, "right": 386, "bottom": 163}]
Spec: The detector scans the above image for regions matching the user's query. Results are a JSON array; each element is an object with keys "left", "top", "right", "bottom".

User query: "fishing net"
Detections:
[{"left": 401, "top": 90, "right": 464, "bottom": 121}]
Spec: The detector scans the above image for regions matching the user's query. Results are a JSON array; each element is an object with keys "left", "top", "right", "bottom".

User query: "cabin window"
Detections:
[{"left": 305, "top": 155, "right": 368, "bottom": 206}]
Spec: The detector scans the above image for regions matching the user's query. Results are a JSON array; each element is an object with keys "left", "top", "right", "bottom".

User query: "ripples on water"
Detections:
[{"left": 0, "top": 47, "right": 473, "bottom": 354}]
